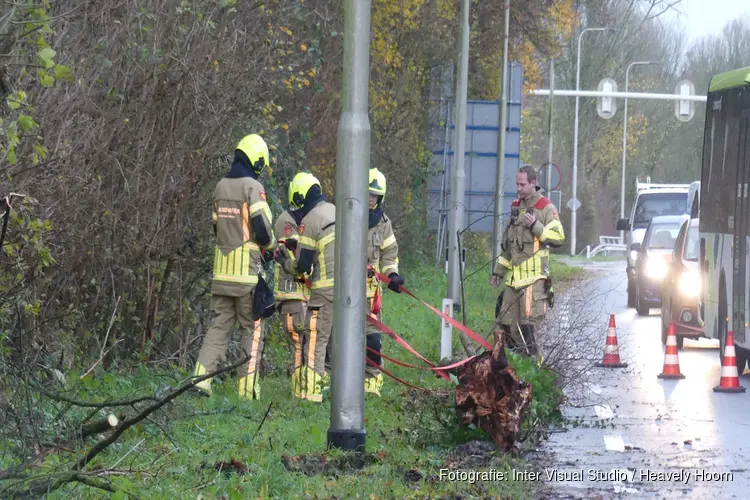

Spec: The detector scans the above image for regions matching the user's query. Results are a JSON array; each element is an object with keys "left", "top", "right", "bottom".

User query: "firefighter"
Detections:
[
  {"left": 275, "top": 172, "right": 335, "bottom": 402},
  {"left": 272, "top": 204, "right": 310, "bottom": 398},
  {"left": 491, "top": 165, "right": 565, "bottom": 356},
  {"left": 364, "top": 168, "right": 403, "bottom": 396},
  {"left": 191, "top": 134, "right": 277, "bottom": 399}
]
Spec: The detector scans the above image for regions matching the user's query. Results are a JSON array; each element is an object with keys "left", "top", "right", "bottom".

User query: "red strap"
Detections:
[
  {"left": 368, "top": 346, "right": 478, "bottom": 372},
  {"left": 371, "top": 285, "right": 382, "bottom": 315},
  {"left": 367, "top": 357, "right": 430, "bottom": 391},
  {"left": 367, "top": 315, "right": 451, "bottom": 381},
  {"left": 367, "top": 346, "right": 432, "bottom": 370},
  {"left": 371, "top": 269, "right": 493, "bottom": 351}
]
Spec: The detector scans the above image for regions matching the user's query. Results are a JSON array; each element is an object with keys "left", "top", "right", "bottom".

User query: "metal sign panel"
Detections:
[{"left": 428, "top": 62, "right": 524, "bottom": 233}]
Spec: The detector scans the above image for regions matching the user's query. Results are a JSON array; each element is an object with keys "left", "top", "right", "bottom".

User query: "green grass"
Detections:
[{"left": 8, "top": 257, "right": 584, "bottom": 499}]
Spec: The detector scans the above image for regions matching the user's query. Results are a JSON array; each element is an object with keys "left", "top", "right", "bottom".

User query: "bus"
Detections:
[{"left": 699, "top": 66, "right": 750, "bottom": 372}]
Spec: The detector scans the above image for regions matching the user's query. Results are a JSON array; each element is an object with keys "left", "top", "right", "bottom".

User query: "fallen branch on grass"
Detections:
[{"left": 1, "top": 353, "right": 252, "bottom": 498}]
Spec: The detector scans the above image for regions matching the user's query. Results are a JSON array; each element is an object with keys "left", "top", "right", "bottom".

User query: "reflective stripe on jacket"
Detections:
[
  {"left": 366, "top": 214, "right": 399, "bottom": 298},
  {"left": 211, "top": 176, "right": 275, "bottom": 296},
  {"left": 492, "top": 192, "right": 565, "bottom": 289}
]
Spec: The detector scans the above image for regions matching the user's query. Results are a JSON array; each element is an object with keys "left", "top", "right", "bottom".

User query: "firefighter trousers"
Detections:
[
  {"left": 193, "top": 292, "right": 265, "bottom": 399},
  {"left": 292, "top": 295, "right": 333, "bottom": 402},
  {"left": 496, "top": 279, "right": 547, "bottom": 355},
  {"left": 363, "top": 297, "right": 385, "bottom": 396}
]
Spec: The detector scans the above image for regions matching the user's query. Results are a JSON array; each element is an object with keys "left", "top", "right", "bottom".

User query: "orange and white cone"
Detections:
[
  {"left": 713, "top": 330, "right": 746, "bottom": 393},
  {"left": 595, "top": 314, "right": 628, "bottom": 368},
  {"left": 658, "top": 321, "right": 685, "bottom": 379}
]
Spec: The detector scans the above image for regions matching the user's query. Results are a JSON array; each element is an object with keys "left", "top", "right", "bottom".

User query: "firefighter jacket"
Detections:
[
  {"left": 211, "top": 176, "right": 276, "bottom": 297},
  {"left": 273, "top": 209, "right": 307, "bottom": 302},
  {"left": 493, "top": 190, "right": 565, "bottom": 290},
  {"left": 296, "top": 200, "right": 336, "bottom": 304},
  {"left": 367, "top": 213, "right": 399, "bottom": 298}
]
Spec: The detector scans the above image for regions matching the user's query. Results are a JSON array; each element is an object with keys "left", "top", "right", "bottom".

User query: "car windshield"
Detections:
[
  {"left": 684, "top": 224, "right": 699, "bottom": 261},
  {"left": 633, "top": 193, "right": 687, "bottom": 228},
  {"left": 647, "top": 223, "right": 681, "bottom": 250}
]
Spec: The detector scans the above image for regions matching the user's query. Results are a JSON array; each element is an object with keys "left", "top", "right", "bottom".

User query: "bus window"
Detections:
[{"left": 633, "top": 193, "right": 687, "bottom": 228}]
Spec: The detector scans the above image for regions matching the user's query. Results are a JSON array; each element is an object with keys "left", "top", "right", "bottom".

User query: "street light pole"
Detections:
[
  {"left": 492, "top": 0, "right": 510, "bottom": 275},
  {"left": 571, "top": 26, "right": 614, "bottom": 257},
  {"left": 328, "top": 0, "right": 371, "bottom": 453},
  {"left": 445, "top": 0, "right": 470, "bottom": 342},
  {"left": 620, "top": 61, "right": 657, "bottom": 242}
]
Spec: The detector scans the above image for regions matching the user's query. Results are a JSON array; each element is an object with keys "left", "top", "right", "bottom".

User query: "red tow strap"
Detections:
[
  {"left": 367, "top": 314, "right": 451, "bottom": 381},
  {"left": 369, "top": 268, "right": 493, "bottom": 351},
  {"left": 367, "top": 346, "right": 478, "bottom": 372},
  {"left": 366, "top": 357, "right": 430, "bottom": 391}
]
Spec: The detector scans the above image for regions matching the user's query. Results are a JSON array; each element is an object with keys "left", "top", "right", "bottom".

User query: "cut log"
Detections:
[
  {"left": 74, "top": 414, "right": 120, "bottom": 439},
  {"left": 454, "top": 333, "right": 533, "bottom": 451}
]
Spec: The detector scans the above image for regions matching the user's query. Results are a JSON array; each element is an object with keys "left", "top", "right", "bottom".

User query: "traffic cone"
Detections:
[
  {"left": 595, "top": 314, "right": 628, "bottom": 368},
  {"left": 713, "top": 330, "right": 746, "bottom": 393},
  {"left": 658, "top": 321, "right": 685, "bottom": 379}
]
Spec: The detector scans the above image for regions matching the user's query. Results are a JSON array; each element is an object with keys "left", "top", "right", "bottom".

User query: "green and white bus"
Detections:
[{"left": 699, "top": 66, "right": 750, "bottom": 371}]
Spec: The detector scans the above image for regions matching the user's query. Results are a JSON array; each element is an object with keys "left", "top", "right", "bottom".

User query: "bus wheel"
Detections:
[{"left": 736, "top": 347, "right": 749, "bottom": 375}]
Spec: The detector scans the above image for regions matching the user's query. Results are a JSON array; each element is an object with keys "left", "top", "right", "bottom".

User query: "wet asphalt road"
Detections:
[{"left": 535, "top": 259, "right": 750, "bottom": 499}]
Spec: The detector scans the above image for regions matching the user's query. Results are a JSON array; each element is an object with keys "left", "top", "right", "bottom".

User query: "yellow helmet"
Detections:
[
  {"left": 288, "top": 172, "right": 321, "bottom": 210},
  {"left": 369, "top": 167, "right": 386, "bottom": 199},
  {"left": 369, "top": 168, "right": 386, "bottom": 209},
  {"left": 236, "top": 134, "right": 270, "bottom": 174}
]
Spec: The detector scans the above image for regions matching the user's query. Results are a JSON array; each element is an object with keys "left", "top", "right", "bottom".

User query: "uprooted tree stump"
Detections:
[{"left": 454, "top": 334, "right": 533, "bottom": 451}]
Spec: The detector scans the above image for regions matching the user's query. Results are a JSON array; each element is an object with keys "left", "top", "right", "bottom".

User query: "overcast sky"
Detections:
[{"left": 663, "top": 0, "right": 750, "bottom": 43}]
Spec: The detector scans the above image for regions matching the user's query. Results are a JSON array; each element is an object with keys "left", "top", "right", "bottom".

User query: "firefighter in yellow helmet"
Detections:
[
  {"left": 271, "top": 189, "right": 310, "bottom": 397},
  {"left": 191, "top": 134, "right": 277, "bottom": 399},
  {"left": 364, "top": 168, "right": 403, "bottom": 396},
  {"left": 275, "top": 172, "right": 335, "bottom": 402}
]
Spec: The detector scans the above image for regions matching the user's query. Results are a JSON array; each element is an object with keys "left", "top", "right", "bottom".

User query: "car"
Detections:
[
  {"left": 617, "top": 179, "right": 690, "bottom": 308},
  {"left": 631, "top": 214, "right": 690, "bottom": 317},
  {"left": 660, "top": 218, "right": 703, "bottom": 349}
]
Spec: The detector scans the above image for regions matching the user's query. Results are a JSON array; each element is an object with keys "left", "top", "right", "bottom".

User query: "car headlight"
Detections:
[
  {"left": 630, "top": 250, "right": 638, "bottom": 262},
  {"left": 645, "top": 256, "right": 667, "bottom": 279},
  {"left": 678, "top": 271, "right": 701, "bottom": 297}
]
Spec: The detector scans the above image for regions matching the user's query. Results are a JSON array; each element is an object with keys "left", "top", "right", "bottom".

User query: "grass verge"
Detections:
[{"left": 3, "top": 256, "right": 586, "bottom": 499}]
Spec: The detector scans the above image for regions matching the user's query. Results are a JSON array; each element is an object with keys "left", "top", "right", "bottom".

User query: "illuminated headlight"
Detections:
[
  {"left": 645, "top": 257, "right": 667, "bottom": 279},
  {"left": 678, "top": 271, "right": 701, "bottom": 297},
  {"left": 630, "top": 250, "right": 638, "bottom": 262}
]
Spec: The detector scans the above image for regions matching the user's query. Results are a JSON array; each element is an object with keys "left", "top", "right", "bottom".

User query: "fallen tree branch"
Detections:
[
  {"left": 22, "top": 472, "right": 126, "bottom": 499},
  {"left": 38, "top": 391, "right": 157, "bottom": 409},
  {"left": 74, "top": 414, "right": 121, "bottom": 440},
  {"left": 74, "top": 352, "right": 252, "bottom": 470},
  {"left": 1, "top": 352, "right": 252, "bottom": 497}
]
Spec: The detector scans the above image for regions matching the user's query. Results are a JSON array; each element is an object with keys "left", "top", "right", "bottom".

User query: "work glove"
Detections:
[
  {"left": 367, "top": 267, "right": 375, "bottom": 279},
  {"left": 283, "top": 238, "right": 298, "bottom": 252},
  {"left": 387, "top": 273, "right": 404, "bottom": 293},
  {"left": 260, "top": 248, "right": 273, "bottom": 265}
]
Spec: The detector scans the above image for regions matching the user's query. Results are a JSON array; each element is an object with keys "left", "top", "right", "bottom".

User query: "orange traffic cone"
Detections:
[
  {"left": 658, "top": 321, "right": 685, "bottom": 379},
  {"left": 713, "top": 330, "right": 746, "bottom": 393},
  {"left": 595, "top": 314, "right": 628, "bottom": 368}
]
